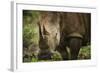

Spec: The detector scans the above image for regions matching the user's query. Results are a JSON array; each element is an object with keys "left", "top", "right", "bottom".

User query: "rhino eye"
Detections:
[
  {"left": 43, "top": 31, "right": 49, "bottom": 35},
  {"left": 43, "top": 27, "right": 49, "bottom": 35},
  {"left": 43, "top": 26, "right": 49, "bottom": 35},
  {"left": 56, "top": 33, "right": 57, "bottom": 36}
]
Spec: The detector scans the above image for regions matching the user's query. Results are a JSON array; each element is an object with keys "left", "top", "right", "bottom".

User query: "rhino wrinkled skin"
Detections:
[{"left": 38, "top": 11, "right": 90, "bottom": 60}]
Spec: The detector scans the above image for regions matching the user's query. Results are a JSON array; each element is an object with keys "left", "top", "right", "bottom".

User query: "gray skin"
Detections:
[
  {"left": 38, "top": 11, "right": 60, "bottom": 60},
  {"left": 57, "top": 12, "right": 91, "bottom": 60},
  {"left": 38, "top": 12, "right": 91, "bottom": 60}
]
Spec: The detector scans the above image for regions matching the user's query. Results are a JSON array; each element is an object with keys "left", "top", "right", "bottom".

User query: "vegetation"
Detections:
[
  {"left": 78, "top": 45, "right": 91, "bottom": 59},
  {"left": 23, "top": 10, "right": 91, "bottom": 62}
]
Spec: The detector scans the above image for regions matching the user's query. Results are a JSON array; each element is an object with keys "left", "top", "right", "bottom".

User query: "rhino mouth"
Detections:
[{"left": 38, "top": 52, "right": 53, "bottom": 60}]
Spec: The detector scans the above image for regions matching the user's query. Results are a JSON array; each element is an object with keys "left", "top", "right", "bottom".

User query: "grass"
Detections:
[
  {"left": 23, "top": 45, "right": 91, "bottom": 62},
  {"left": 78, "top": 45, "right": 91, "bottom": 59}
]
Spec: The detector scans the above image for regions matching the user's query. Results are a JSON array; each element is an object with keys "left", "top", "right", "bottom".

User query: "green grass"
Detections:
[
  {"left": 23, "top": 45, "right": 91, "bottom": 62},
  {"left": 78, "top": 45, "right": 91, "bottom": 59}
]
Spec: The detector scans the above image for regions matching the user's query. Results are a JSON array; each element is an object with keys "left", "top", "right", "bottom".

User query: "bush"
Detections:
[
  {"left": 78, "top": 45, "right": 91, "bottom": 59},
  {"left": 23, "top": 25, "right": 34, "bottom": 48}
]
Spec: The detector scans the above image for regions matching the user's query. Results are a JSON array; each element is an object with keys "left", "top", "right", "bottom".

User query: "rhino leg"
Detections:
[
  {"left": 57, "top": 46, "right": 69, "bottom": 60},
  {"left": 68, "top": 37, "right": 82, "bottom": 60},
  {"left": 57, "top": 37, "right": 69, "bottom": 60}
]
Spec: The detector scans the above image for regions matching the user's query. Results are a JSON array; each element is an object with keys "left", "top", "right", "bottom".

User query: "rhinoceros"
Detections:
[
  {"left": 38, "top": 11, "right": 60, "bottom": 60},
  {"left": 38, "top": 11, "right": 91, "bottom": 60},
  {"left": 57, "top": 12, "right": 91, "bottom": 60}
]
